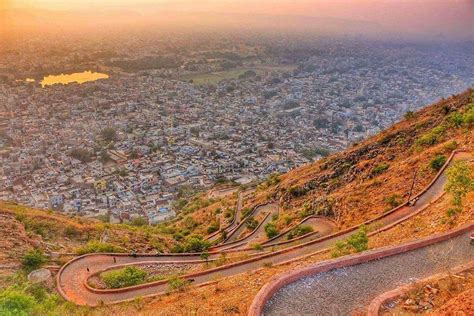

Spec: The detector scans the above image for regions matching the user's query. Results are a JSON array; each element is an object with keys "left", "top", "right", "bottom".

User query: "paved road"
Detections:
[
  {"left": 57, "top": 152, "right": 471, "bottom": 306},
  {"left": 263, "top": 217, "right": 336, "bottom": 247},
  {"left": 220, "top": 203, "right": 276, "bottom": 244},
  {"left": 206, "top": 191, "right": 243, "bottom": 243},
  {"left": 217, "top": 205, "right": 278, "bottom": 251},
  {"left": 263, "top": 231, "right": 474, "bottom": 316}
]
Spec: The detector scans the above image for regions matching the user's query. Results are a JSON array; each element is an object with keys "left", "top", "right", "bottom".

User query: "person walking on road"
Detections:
[{"left": 113, "top": 257, "right": 116, "bottom": 263}]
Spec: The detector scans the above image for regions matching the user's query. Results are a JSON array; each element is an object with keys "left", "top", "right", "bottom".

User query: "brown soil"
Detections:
[{"left": 381, "top": 268, "right": 474, "bottom": 315}]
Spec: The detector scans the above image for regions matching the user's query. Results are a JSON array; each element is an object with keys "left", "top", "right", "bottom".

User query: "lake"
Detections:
[{"left": 40, "top": 71, "right": 109, "bottom": 88}]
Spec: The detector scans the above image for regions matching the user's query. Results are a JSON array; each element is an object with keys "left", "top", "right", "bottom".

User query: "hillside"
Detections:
[
  {"left": 0, "top": 88, "right": 472, "bottom": 315},
  {"left": 252, "top": 88, "right": 474, "bottom": 230}
]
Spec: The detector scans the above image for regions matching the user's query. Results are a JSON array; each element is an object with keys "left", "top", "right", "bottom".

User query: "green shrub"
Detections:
[
  {"left": 445, "top": 161, "right": 474, "bottom": 206},
  {"left": 447, "top": 112, "right": 463, "bottom": 128},
  {"left": 251, "top": 243, "right": 263, "bottom": 251},
  {"left": 331, "top": 226, "right": 368, "bottom": 257},
  {"left": 446, "top": 208, "right": 459, "bottom": 218},
  {"left": 167, "top": 276, "right": 190, "bottom": 292},
  {"left": 404, "top": 111, "right": 415, "bottom": 120},
  {"left": 0, "top": 288, "right": 36, "bottom": 316},
  {"left": 206, "top": 223, "right": 219, "bottom": 234},
  {"left": 346, "top": 226, "right": 369, "bottom": 252},
  {"left": 76, "top": 241, "right": 125, "bottom": 255},
  {"left": 21, "top": 250, "right": 47, "bottom": 273},
  {"left": 430, "top": 154, "right": 447, "bottom": 172},
  {"left": 264, "top": 223, "right": 279, "bottom": 239},
  {"left": 183, "top": 236, "right": 210, "bottom": 253},
  {"left": 287, "top": 225, "right": 314, "bottom": 240},
  {"left": 371, "top": 163, "right": 389, "bottom": 176},
  {"left": 444, "top": 140, "right": 458, "bottom": 152},
  {"left": 463, "top": 105, "right": 474, "bottom": 126},
  {"left": 0, "top": 281, "right": 67, "bottom": 316},
  {"left": 130, "top": 217, "right": 147, "bottom": 227},
  {"left": 415, "top": 125, "right": 446, "bottom": 147},
  {"left": 385, "top": 194, "right": 402, "bottom": 208},
  {"left": 101, "top": 266, "right": 147, "bottom": 289}
]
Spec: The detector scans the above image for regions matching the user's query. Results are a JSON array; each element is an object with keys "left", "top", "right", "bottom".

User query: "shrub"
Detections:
[
  {"left": 447, "top": 112, "right": 463, "bottom": 128},
  {"left": 445, "top": 161, "right": 474, "bottom": 207},
  {"left": 0, "top": 288, "right": 36, "bottom": 316},
  {"left": 385, "top": 194, "right": 402, "bottom": 208},
  {"left": 76, "top": 241, "right": 125, "bottom": 255},
  {"left": 346, "top": 226, "right": 369, "bottom": 252},
  {"left": 371, "top": 163, "right": 389, "bottom": 176},
  {"left": 404, "top": 111, "right": 415, "bottom": 120},
  {"left": 200, "top": 251, "right": 210, "bottom": 262},
  {"left": 21, "top": 250, "right": 47, "bottom": 273},
  {"left": 446, "top": 208, "right": 459, "bottom": 218},
  {"left": 288, "top": 186, "right": 309, "bottom": 198},
  {"left": 183, "top": 236, "right": 210, "bottom": 253},
  {"left": 415, "top": 125, "right": 446, "bottom": 147},
  {"left": 430, "top": 154, "right": 447, "bottom": 172},
  {"left": 463, "top": 105, "right": 474, "bottom": 126},
  {"left": 101, "top": 266, "right": 147, "bottom": 289},
  {"left": 331, "top": 226, "right": 368, "bottom": 257},
  {"left": 443, "top": 140, "right": 458, "bottom": 152},
  {"left": 251, "top": 243, "right": 263, "bottom": 251},
  {"left": 130, "top": 216, "right": 147, "bottom": 227},
  {"left": 287, "top": 225, "right": 314, "bottom": 240},
  {"left": 206, "top": 223, "right": 219, "bottom": 234},
  {"left": 167, "top": 276, "right": 190, "bottom": 292},
  {"left": 264, "top": 223, "right": 279, "bottom": 239}
]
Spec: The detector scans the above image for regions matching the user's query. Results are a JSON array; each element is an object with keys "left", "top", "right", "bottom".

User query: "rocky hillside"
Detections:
[{"left": 249, "top": 88, "right": 473, "bottom": 231}]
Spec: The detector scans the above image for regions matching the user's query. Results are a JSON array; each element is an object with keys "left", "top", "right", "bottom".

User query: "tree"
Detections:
[{"left": 445, "top": 161, "right": 474, "bottom": 207}]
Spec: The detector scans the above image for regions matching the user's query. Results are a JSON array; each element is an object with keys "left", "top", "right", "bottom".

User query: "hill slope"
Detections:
[{"left": 0, "top": 88, "right": 472, "bottom": 315}]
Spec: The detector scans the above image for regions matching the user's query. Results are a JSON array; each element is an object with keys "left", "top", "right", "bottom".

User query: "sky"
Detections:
[{"left": 2, "top": 0, "right": 474, "bottom": 40}]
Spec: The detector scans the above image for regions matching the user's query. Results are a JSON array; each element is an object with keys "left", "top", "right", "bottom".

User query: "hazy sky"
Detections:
[{"left": 2, "top": 0, "right": 474, "bottom": 40}]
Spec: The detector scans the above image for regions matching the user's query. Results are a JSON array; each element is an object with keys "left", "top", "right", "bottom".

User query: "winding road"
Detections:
[
  {"left": 56, "top": 150, "right": 472, "bottom": 307},
  {"left": 263, "top": 231, "right": 474, "bottom": 315}
]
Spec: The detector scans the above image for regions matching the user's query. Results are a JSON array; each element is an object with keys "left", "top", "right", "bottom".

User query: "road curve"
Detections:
[
  {"left": 57, "top": 151, "right": 472, "bottom": 306},
  {"left": 261, "top": 229, "right": 474, "bottom": 316}
]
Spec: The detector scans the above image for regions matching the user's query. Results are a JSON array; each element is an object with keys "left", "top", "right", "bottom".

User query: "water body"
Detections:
[{"left": 40, "top": 71, "right": 109, "bottom": 88}]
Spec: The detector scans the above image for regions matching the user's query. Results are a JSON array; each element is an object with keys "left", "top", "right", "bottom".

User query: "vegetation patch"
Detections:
[
  {"left": 286, "top": 225, "right": 314, "bottom": 240},
  {"left": 21, "top": 250, "right": 47, "bottom": 273},
  {"left": 371, "top": 162, "right": 390, "bottom": 177},
  {"left": 101, "top": 266, "right": 147, "bottom": 289},
  {"left": 332, "top": 226, "right": 368, "bottom": 258},
  {"left": 429, "top": 154, "right": 447, "bottom": 172},
  {"left": 264, "top": 222, "right": 279, "bottom": 239},
  {"left": 445, "top": 160, "right": 474, "bottom": 207},
  {"left": 76, "top": 241, "right": 126, "bottom": 255}
]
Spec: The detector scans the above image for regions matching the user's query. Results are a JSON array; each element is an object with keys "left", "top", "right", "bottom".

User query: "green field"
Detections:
[{"left": 181, "top": 65, "right": 296, "bottom": 86}]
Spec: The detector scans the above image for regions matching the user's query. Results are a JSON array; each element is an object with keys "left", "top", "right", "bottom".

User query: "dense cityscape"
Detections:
[{"left": 1, "top": 35, "right": 473, "bottom": 224}]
